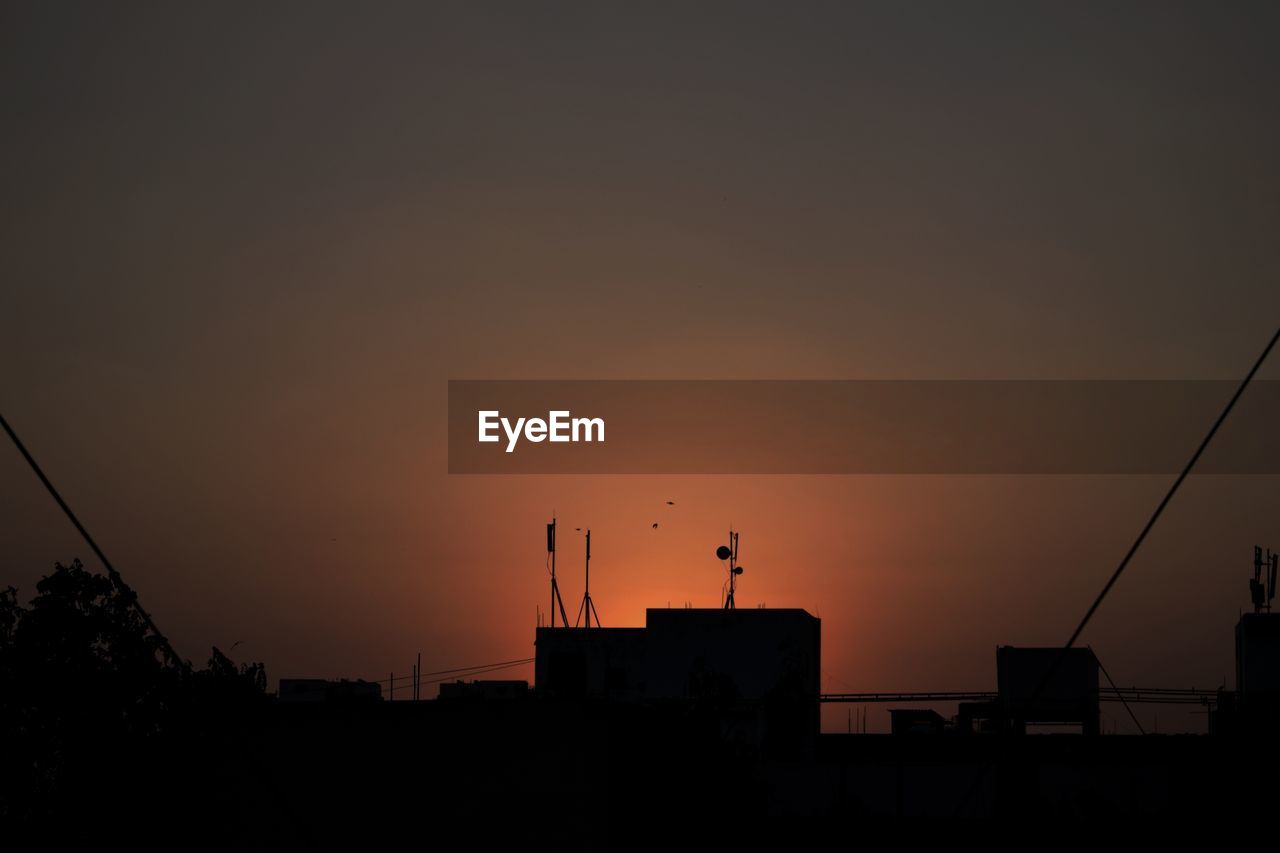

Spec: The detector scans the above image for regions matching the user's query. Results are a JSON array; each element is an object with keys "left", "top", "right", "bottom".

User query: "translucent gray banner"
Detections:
[{"left": 447, "top": 380, "right": 1279, "bottom": 474}]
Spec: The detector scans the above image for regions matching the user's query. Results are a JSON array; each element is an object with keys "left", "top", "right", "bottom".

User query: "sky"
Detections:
[{"left": 2, "top": 1, "right": 1278, "bottom": 732}]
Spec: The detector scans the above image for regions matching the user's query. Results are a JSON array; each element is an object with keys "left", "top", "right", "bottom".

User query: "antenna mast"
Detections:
[
  {"left": 548, "top": 517, "right": 569, "bottom": 628},
  {"left": 717, "top": 528, "right": 743, "bottom": 609},
  {"left": 575, "top": 528, "right": 601, "bottom": 628}
]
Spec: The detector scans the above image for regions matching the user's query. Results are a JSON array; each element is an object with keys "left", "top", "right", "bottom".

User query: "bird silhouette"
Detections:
[
  {"left": 665, "top": 500, "right": 675, "bottom": 506},
  {"left": 652, "top": 522, "right": 659, "bottom": 529}
]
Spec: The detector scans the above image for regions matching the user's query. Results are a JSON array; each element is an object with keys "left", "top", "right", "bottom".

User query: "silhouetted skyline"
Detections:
[{"left": 2, "top": 2, "right": 1279, "bottom": 736}]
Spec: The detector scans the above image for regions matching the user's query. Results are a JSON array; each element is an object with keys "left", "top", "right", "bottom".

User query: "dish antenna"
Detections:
[{"left": 717, "top": 529, "right": 743, "bottom": 609}]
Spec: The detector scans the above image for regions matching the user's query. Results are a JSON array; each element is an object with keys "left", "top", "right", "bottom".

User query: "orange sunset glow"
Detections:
[{"left": 3, "top": 1, "right": 1279, "bottom": 750}]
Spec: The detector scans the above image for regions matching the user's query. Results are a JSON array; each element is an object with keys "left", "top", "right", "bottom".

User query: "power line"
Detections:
[
  {"left": 380, "top": 658, "right": 535, "bottom": 686},
  {"left": 418, "top": 659, "right": 533, "bottom": 686},
  {"left": 1, "top": 411, "right": 186, "bottom": 671},
  {"left": 1, "top": 407, "right": 542, "bottom": 693},
  {"left": 953, "top": 324, "right": 1279, "bottom": 816},
  {"left": 1057, "top": 326, "right": 1278, "bottom": 656},
  {"left": 279, "top": 658, "right": 536, "bottom": 699}
]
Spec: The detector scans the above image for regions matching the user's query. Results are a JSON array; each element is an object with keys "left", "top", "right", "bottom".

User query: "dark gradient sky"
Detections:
[{"left": 2, "top": 2, "right": 1278, "bottom": 732}]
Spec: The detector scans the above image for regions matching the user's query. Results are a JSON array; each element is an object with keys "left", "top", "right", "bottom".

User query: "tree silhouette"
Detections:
[{"left": 0, "top": 559, "right": 267, "bottom": 837}]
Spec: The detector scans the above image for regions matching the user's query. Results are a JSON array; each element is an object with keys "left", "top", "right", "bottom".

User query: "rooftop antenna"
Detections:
[
  {"left": 1250, "top": 545, "right": 1277, "bottom": 614},
  {"left": 1271, "top": 551, "right": 1278, "bottom": 608},
  {"left": 547, "top": 517, "right": 570, "bottom": 628},
  {"left": 575, "top": 529, "right": 601, "bottom": 628},
  {"left": 717, "top": 527, "right": 743, "bottom": 609}
]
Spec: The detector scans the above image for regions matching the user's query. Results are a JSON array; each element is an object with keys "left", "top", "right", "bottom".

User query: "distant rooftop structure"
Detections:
[
  {"left": 437, "top": 680, "right": 530, "bottom": 701},
  {"left": 995, "top": 646, "right": 1100, "bottom": 735},
  {"left": 890, "top": 708, "right": 947, "bottom": 736},
  {"left": 279, "top": 678, "right": 382, "bottom": 703}
]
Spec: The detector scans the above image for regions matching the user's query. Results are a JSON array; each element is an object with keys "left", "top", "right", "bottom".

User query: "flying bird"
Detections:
[
  {"left": 665, "top": 500, "right": 675, "bottom": 506},
  {"left": 652, "top": 522, "right": 659, "bottom": 529}
]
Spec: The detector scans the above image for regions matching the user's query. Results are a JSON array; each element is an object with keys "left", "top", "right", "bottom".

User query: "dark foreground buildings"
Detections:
[
  {"left": 231, "top": 607, "right": 1280, "bottom": 840},
  {"left": 24, "top": 604, "right": 1275, "bottom": 841}
]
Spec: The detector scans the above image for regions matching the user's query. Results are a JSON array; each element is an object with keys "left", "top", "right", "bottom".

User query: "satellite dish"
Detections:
[{"left": 716, "top": 545, "right": 732, "bottom": 561}]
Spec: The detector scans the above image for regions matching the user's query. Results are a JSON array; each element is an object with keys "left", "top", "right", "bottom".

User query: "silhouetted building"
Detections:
[
  {"left": 279, "top": 678, "right": 382, "bottom": 703},
  {"left": 995, "top": 646, "right": 1100, "bottom": 735},
  {"left": 437, "top": 679, "right": 530, "bottom": 700},
  {"left": 1236, "top": 613, "right": 1280, "bottom": 696},
  {"left": 1220, "top": 612, "right": 1280, "bottom": 733},
  {"left": 535, "top": 608, "right": 820, "bottom": 749}
]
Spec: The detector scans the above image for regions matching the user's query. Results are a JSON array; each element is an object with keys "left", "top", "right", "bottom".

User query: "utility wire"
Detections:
[
  {"left": 280, "top": 658, "right": 536, "bottom": 699},
  {"left": 418, "top": 660, "right": 532, "bottom": 686},
  {"left": 954, "top": 324, "right": 1279, "bottom": 816},
  {"left": 1, "top": 411, "right": 187, "bottom": 671},
  {"left": 1025, "top": 325, "right": 1279, "bottom": 711},
  {"left": 380, "top": 658, "right": 535, "bottom": 685},
  {"left": 1057, "top": 327, "right": 1278, "bottom": 657},
  {"left": 1, "top": 405, "right": 541, "bottom": 693}
]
